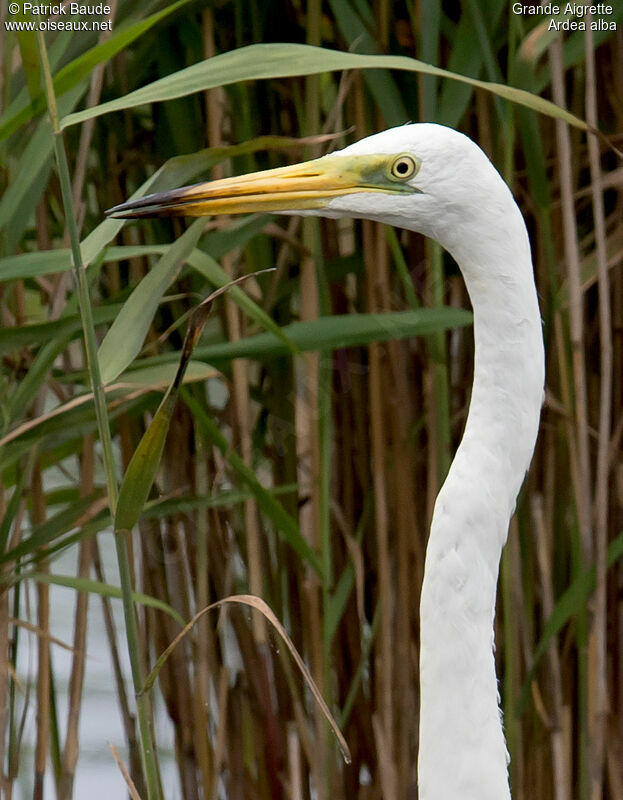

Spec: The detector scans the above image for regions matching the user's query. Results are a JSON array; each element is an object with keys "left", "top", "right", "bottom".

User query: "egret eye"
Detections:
[{"left": 390, "top": 155, "right": 418, "bottom": 180}]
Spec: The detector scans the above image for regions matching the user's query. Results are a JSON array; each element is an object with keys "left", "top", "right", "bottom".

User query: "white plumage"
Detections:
[
  {"left": 325, "top": 126, "right": 544, "bottom": 798},
  {"left": 108, "top": 123, "right": 545, "bottom": 798}
]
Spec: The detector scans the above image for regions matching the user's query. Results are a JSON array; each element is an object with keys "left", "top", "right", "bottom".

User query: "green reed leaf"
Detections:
[{"left": 60, "top": 43, "right": 589, "bottom": 132}]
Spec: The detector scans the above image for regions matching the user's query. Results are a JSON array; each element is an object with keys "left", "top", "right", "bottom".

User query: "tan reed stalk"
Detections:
[
  {"left": 549, "top": 37, "right": 592, "bottom": 800},
  {"left": 287, "top": 722, "right": 304, "bottom": 800},
  {"left": 31, "top": 464, "right": 49, "bottom": 800},
  {"left": 210, "top": 666, "right": 230, "bottom": 800},
  {"left": 584, "top": 20, "right": 612, "bottom": 800},
  {"left": 388, "top": 332, "right": 420, "bottom": 793},
  {"left": 204, "top": 9, "right": 266, "bottom": 648},
  {"left": 192, "top": 422, "right": 214, "bottom": 794},
  {"left": 548, "top": 44, "right": 593, "bottom": 560},
  {"left": 59, "top": 435, "right": 95, "bottom": 800},
  {"left": 531, "top": 493, "right": 570, "bottom": 800},
  {"left": 363, "top": 218, "right": 396, "bottom": 800},
  {"left": 301, "top": 3, "right": 329, "bottom": 795}
]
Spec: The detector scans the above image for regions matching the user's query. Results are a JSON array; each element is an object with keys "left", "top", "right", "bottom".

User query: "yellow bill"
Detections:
[{"left": 105, "top": 153, "right": 420, "bottom": 219}]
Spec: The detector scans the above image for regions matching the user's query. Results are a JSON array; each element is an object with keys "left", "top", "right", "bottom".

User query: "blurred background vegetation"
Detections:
[{"left": 0, "top": 0, "right": 622, "bottom": 798}]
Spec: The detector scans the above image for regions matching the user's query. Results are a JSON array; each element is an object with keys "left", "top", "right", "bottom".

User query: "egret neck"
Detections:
[{"left": 417, "top": 176, "right": 543, "bottom": 799}]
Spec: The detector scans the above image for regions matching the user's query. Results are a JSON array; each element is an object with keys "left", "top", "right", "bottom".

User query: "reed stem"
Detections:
[{"left": 36, "top": 30, "right": 162, "bottom": 800}]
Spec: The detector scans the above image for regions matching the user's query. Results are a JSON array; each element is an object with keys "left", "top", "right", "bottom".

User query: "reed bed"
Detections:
[{"left": 0, "top": 1, "right": 621, "bottom": 799}]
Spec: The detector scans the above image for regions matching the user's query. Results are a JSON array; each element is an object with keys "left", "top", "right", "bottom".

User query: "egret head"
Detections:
[{"left": 106, "top": 124, "right": 502, "bottom": 247}]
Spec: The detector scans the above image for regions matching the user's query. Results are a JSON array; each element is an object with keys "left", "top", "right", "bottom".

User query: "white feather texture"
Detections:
[{"left": 321, "top": 124, "right": 545, "bottom": 799}]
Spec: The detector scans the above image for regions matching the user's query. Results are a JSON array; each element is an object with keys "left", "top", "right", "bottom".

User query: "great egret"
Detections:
[{"left": 107, "top": 123, "right": 545, "bottom": 799}]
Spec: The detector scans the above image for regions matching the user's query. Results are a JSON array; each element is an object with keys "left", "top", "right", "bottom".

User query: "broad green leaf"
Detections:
[
  {"left": 15, "top": 22, "right": 40, "bottom": 102},
  {"left": 0, "top": 390, "right": 154, "bottom": 475},
  {"left": 7, "top": 337, "right": 72, "bottom": 424},
  {"left": 0, "top": 496, "right": 100, "bottom": 565},
  {"left": 60, "top": 43, "right": 589, "bottom": 133},
  {"left": 0, "top": 369, "right": 218, "bottom": 487},
  {"left": 0, "top": 0, "right": 193, "bottom": 142},
  {"left": 116, "top": 361, "right": 219, "bottom": 387},
  {"left": 0, "top": 244, "right": 181, "bottom": 282},
  {"left": 0, "top": 31, "right": 70, "bottom": 141},
  {"left": 192, "top": 308, "right": 473, "bottom": 364},
  {"left": 23, "top": 573, "right": 185, "bottom": 627},
  {"left": 0, "top": 303, "right": 121, "bottom": 356},
  {"left": 0, "top": 250, "right": 72, "bottom": 282},
  {"left": 19, "top": 518, "right": 108, "bottom": 570},
  {"left": 96, "top": 308, "right": 471, "bottom": 378},
  {"left": 1, "top": 361, "right": 218, "bottom": 461},
  {"left": 0, "top": 451, "right": 36, "bottom": 553},
  {"left": 115, "top": 390, "right": 177, "bottom": 533},
  {"left": 199, "top": 213, "right": 271, "bottom": 260},
  {"left": 0, "top": 84, "right": 86, "bottom": 235},
  {"left": 0, "top": 238, "right": 358, "bottom": 291},
  {"left": 142, "top": 484, "right": 297, "bottom": 519},
  {"left": 98, "top": 219, "right": 205, "bottom": 384},
  {"left": 16, "top": 309, "right": 469, "bottom": 419},
  {"left": 4, "top": 161, "right": 52, "bottom": 257}
]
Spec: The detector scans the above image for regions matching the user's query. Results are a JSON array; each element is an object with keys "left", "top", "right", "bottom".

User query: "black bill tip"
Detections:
[{"left": 105, "top": 184, "right": 205, "bottom": 219}]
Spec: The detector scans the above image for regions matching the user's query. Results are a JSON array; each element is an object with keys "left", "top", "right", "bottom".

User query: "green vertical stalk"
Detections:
[
  {"left": 504, "top": 8, "right": 518, "bottom": 183},
  {"left": 573, "top": 547, "right": 590, "bottom": 800},
  {"left": 35, "top": 31, "right": 161, "bottom": 800},
  {"left": 419, "top": 0, "right": 441, "bottom": 121}
]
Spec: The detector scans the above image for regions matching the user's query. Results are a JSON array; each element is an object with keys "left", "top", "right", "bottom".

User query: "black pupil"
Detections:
[{"left": 396, "top": 160, "right": 409, "bottom": 175}]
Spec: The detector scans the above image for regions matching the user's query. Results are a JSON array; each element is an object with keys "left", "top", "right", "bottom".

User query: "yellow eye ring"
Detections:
[{"left": 390, "top": 155, "right": 417, "bottom": 180}]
